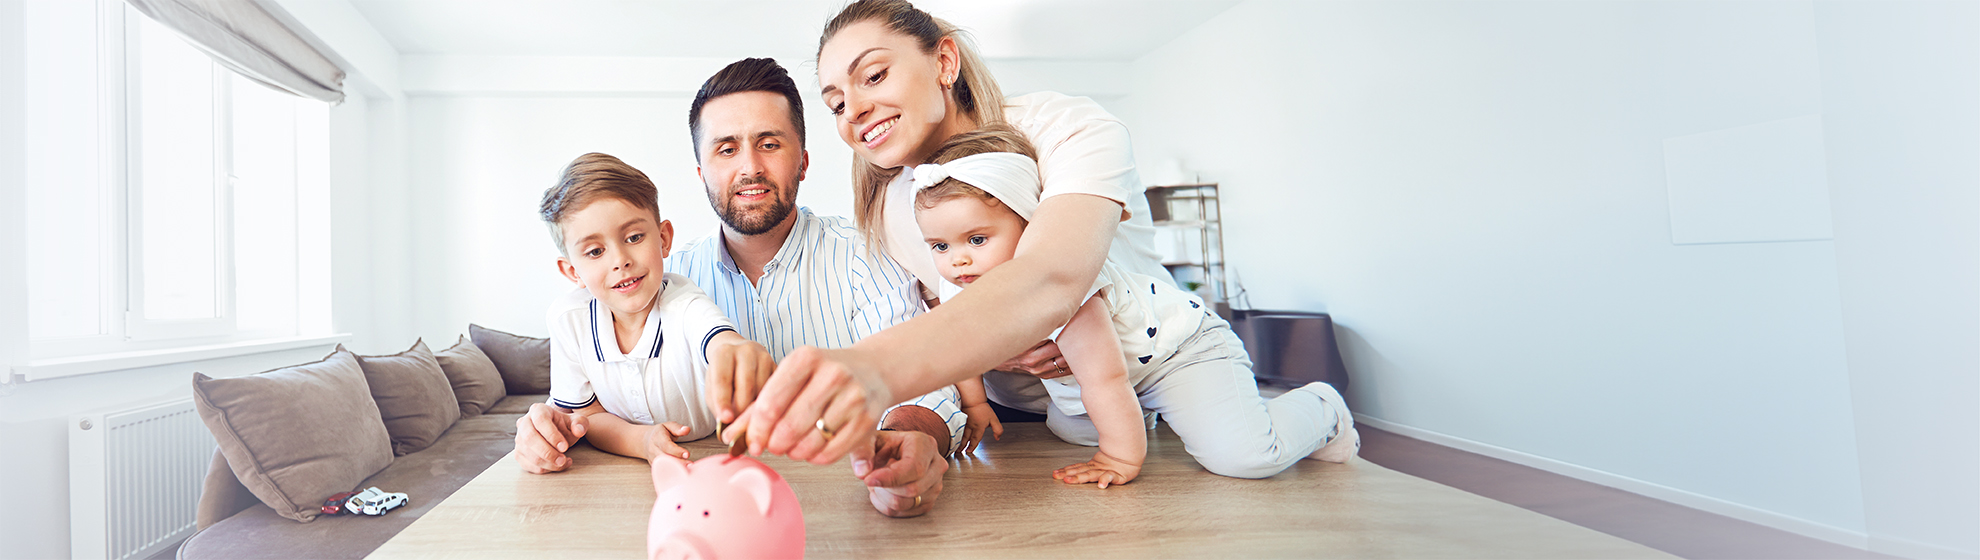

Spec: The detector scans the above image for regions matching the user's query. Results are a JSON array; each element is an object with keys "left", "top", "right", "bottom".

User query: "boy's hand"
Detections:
[
  {"left": 644, "top": 422, "right": 693, "bottom": 462},
  {"left": 955, "top": 402, "right": 1003, "bottom": 456},
  {"left": 515, "top": 403, "right": 590, "bottom": 474},
  {"left": 704, "top": 333, "right": 776, "bottom": 425},
  {"left": 1052, "top": 450, "right": 1142, "bottom": 489}
]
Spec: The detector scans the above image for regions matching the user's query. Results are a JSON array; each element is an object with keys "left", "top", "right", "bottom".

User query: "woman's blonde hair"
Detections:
[
  {"left": 819, "top": 0, "right": 1008, "bottom": 253},
  {"left": 913, "top": 123, "right": 1037, "bottom": 222}
]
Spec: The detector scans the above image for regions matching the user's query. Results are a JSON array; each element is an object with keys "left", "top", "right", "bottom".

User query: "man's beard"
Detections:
[{"left": 711, "top": 176, "right": 794, "bottom": 236}]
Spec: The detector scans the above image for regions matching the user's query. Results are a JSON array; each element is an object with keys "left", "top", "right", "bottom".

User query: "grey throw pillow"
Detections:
[
  {"left": 354, "top": 341, "right": 461, "bottom": 456},
  {"left": 469, "top": 324, "right": 552, "bottom": 395},
  {"left": 192, "top": 347, "right": 393, "bottom": 523},
  {"left": 434, "top": 335, "right": 507, "bottom": 416}
]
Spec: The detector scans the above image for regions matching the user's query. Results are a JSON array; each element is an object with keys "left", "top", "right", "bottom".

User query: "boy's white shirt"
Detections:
[{"left": 546, "top": 272, "right": 736, "bottom": 441}]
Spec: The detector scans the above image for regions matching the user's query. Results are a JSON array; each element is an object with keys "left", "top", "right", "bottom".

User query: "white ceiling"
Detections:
[{"left": 346, "top": 0, "right": 1243, "bottom": 60}]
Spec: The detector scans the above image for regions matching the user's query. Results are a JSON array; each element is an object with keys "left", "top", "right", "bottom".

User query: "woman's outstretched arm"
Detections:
[{"left": 738, "top": 193, "right": 1122, "bottom": 463}]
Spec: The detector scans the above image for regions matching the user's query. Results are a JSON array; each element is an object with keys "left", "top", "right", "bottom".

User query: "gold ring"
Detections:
[
  {"left": 816, "top": 418, "right": 836, "bottom": 440},
  {"left": 912, "top": 494, "right": 922, "bottom": 509}
]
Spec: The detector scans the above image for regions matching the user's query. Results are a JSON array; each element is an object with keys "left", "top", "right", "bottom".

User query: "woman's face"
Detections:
[{"left": 818, "top": 21, "right": 965, "bottom": 169}]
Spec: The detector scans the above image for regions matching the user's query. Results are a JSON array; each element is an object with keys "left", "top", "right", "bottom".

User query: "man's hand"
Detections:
[
  {"left": 861, "top": 430, "right": 948, "bottom": 517},
  {"left": 644, "top": 422, "right": 693, "bottom": 462},
  {"left": 956, "top": 402, "right": 1003, "bottom": 456},
  {"left": 515, "top": 403, "right": 589, "bottom": 473},
  {"left": 995, "top": 340, "right": 1073, "bottom": 380},
  {"left": 704, "top": 333, "right": 776, "bottom": 425}
]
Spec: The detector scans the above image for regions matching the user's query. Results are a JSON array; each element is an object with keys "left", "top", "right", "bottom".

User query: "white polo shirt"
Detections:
[{"left": 546, "top": 274, "right": 736, "bottom": 441}]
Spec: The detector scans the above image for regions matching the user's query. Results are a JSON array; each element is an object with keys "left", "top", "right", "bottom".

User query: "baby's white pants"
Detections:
[{"left": 986, "top": 322, "right": 1349, "bottom": 479}]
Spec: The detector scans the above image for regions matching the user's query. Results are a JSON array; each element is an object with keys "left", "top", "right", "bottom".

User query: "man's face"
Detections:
[{"left": 696, "top": 91, "right": 808, "bottom": 236}]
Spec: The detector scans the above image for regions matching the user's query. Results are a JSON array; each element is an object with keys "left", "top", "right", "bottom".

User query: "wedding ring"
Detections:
[
  {"left": 816, "top": 418, "right": 836, "bottom": 441},
  {"left": 912, "top": 494, "right": 923, "bottom": 509}
]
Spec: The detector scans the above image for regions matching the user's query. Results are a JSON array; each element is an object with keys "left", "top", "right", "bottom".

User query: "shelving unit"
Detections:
[{"left": 1145, "top": 183, "right": 1227, "bottom": 303}]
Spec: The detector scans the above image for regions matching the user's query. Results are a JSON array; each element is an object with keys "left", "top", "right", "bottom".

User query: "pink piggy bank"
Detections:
[{"left": 648, "top": 454, "right": 805, "bottom": 560}]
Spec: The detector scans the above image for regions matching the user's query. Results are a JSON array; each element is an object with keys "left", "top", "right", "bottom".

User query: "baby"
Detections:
[{"left": 913, "top": 125, "right": 1361, "bottom": 487}]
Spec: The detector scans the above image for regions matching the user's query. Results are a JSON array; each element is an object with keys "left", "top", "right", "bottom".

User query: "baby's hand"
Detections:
[
  {"left": 644, "top": 422, "right": 692, "bottom": 463},
  {"left": 956, "top": 402, "right": 1003, "bottom": 456},
  {"left": 1052, "top": 450, "right": 1142, "bottom": 489}
]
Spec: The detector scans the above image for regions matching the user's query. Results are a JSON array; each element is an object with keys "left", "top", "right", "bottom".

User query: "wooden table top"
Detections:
[{"left": 369, "top": 423, "right": 1670, "bottom": 559}]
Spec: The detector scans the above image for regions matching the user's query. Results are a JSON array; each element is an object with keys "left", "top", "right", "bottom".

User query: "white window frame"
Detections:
[{"left": 22, "top": 0, "right": 336, "bottom": 373}]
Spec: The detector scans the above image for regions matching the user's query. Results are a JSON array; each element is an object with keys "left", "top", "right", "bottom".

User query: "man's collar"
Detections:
[{"left": 715, "top": 207, "right": 812, "bottom": 275}]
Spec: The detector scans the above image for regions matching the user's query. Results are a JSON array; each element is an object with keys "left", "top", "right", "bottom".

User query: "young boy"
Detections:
[{"left": 516, "top": 152, "right": 775, "bottom": 471}]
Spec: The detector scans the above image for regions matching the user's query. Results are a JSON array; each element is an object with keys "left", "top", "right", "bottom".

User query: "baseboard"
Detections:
[
  {"left": 1870, "top": 534, "right": 1980, "bottom": 560},
  {"left": 1353, "top": 413, "right": 1875, "bottom": 552}
]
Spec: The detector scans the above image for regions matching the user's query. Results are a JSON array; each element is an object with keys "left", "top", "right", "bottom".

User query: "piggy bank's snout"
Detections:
[{"left": 649, "top": 531, "right": 714, "bottom": 560}]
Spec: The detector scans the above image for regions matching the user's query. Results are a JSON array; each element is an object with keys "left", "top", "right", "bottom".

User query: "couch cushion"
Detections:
[
  {"left": 192, "top": 348, "right": 393, "bottom": 523},
  {"left": 470, "top": 324, "right": 552, "bottom": 395},
  {"left": 180, "top": 400, "right": 539, "bottom": 560},
  {"left": 356, "top": 341, "right": 460, "bottom": 456},
  {"left": 433, "top": 336, "right": 507, "bottom": 416}
]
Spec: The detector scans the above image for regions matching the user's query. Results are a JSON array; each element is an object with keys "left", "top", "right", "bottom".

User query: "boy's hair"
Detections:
[
  {"left": 688, "top": 58, "right": 806, "bottom": 160},
  {"left": 913, "top": 122, "right": 1038, "bottom": 218},
  {"left": 539, "top": 152, "right": 664, "bottom": 253}
]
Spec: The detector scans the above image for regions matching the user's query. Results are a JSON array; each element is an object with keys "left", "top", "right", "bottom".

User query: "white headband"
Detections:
[{"left": 910, "top": 152, "right": 1041, "bottom": 220}]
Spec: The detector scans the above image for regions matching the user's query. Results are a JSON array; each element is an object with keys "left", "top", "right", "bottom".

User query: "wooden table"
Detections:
[{"left": 369, "top": 423, "right": 1671, "bottom": 559}]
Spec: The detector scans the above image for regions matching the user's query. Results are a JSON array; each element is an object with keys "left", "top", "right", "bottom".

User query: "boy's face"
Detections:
[
  {"left": 915, "top": 197, "right": 1025, "bottom": 288},
  {"left": 555, "top": 198, "right": 674, "bottom": 318}
]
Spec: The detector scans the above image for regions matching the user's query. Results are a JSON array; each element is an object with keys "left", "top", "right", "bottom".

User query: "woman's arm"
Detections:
[{"left": 740, "top": 194, "right": 1122, "bottom": 462}]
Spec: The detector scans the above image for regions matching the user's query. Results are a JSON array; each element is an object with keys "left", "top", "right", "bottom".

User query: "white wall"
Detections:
[{"left": 1121, "top": 0, "right": 1976, "bottom": 556}]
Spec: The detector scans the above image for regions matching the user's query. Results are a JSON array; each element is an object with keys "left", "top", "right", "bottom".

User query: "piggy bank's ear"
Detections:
[
  {"left": 727, "top": 466, "right": 776, "bottom": 516},
  {"left": 651, "top": 457, "right": 691, "bottom": 490}
]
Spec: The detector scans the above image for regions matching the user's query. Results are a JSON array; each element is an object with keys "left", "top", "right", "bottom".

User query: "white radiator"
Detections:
[{"left": 70, "top": 398, "right": 215, "bottom": 560}]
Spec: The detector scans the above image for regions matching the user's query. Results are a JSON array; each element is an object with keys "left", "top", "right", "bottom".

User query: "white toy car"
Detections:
[{"left": 344, "top": 487, "right": 408, "bottom": 516}]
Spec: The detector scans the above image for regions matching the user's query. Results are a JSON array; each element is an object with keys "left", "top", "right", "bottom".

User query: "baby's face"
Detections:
[
  {"left": 916, "top": 197, "right": 1026, "bottom": 288},
  {"left": 555, "top": 198, "right": 673, "bottom": 319}
]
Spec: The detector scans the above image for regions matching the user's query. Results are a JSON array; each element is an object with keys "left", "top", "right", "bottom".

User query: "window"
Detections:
[{"left": 24, "top": 0, "right": 331, "bottom": 362}]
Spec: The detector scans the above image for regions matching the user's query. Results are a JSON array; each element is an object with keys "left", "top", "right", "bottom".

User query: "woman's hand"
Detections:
[
  {"left": 734, "top": 346, "right": 893, "bottom": 465},
  {"left": 995, "top": 340, "right": 1073, "bottom": 380}
]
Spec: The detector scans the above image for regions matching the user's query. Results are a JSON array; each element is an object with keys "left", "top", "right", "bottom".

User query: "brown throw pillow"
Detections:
[
  {"left": 434, "top": 335, "right": 507, "bottom": 416},
  {"left": 354, "top": 341, "right": 460, "bottom": 456},
  {"left": 192, "top": 347, "right": 393, "bottom": 523},
  {"left": 470, "top": 323, "right": 552, "bottom": 395}
]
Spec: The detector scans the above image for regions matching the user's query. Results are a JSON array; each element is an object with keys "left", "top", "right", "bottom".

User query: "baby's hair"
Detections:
[
  {"left": 539, "top": 152, "right": 663, "bottom": 254},
  {"left": 913, "top": 122, "right": 1039, "bottom": 217}
]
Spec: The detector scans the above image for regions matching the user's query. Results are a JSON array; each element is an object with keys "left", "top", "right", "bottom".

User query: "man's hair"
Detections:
[
  {"left": 689, "top": 58, "right": 806, "bottom": 160},
  {"left": 539, "top": 152, "right": 664, "bottom": 253}
]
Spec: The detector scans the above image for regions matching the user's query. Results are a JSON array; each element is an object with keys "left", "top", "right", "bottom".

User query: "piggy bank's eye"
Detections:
[
  {"left": 675, "top": 504, "right": 682, "bottom": 511},
  {"left": 702, "top": 510, "right": 710, "bottom": 517}
]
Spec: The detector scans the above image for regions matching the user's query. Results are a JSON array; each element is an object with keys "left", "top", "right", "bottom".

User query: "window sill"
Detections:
[{"left": 12, "top": 334, "right": 352, "bottom": 383}]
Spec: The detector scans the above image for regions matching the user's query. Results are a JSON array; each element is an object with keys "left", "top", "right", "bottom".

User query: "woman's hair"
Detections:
[
  {"left": 819, "top": 0, "right": 1009, "bottom": 252},
  {"left": 913, "top": 123, "right": 1038, "bottom": 222}
]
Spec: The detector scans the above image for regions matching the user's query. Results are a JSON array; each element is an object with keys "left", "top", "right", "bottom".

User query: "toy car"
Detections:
[
  {"left": 344, "top": 487, "right": 409, "bottom": 516},
  {"left": 321, "top": 491, "right": 361, "bottom": 515}
]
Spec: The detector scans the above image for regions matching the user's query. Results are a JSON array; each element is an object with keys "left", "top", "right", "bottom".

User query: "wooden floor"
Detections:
[{"left": 370, "top": 422, "right": 1668, "bottom": 559}]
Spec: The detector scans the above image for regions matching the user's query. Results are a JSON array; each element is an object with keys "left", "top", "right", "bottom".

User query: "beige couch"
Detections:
[{"left": 181, "top": 325, "right": 551, "bottom": 560}]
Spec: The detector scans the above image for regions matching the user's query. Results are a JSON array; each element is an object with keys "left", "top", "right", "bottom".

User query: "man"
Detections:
[{"left": 668, "top": 58, "right": 958, "bottom": 517}]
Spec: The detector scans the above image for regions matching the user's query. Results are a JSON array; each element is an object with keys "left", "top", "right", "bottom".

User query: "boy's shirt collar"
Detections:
[{"left": 586, "top": 276, "right": 669, "bottom": 363}]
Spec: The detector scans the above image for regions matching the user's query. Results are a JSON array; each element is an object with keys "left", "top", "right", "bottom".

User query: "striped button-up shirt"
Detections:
[{"left": 666, "top": 208, "right": 964, "bottom": 448}]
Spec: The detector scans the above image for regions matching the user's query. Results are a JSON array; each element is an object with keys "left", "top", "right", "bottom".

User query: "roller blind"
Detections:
[{"left": 124, "top": 0, "right": 345, "bottom": 103}]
